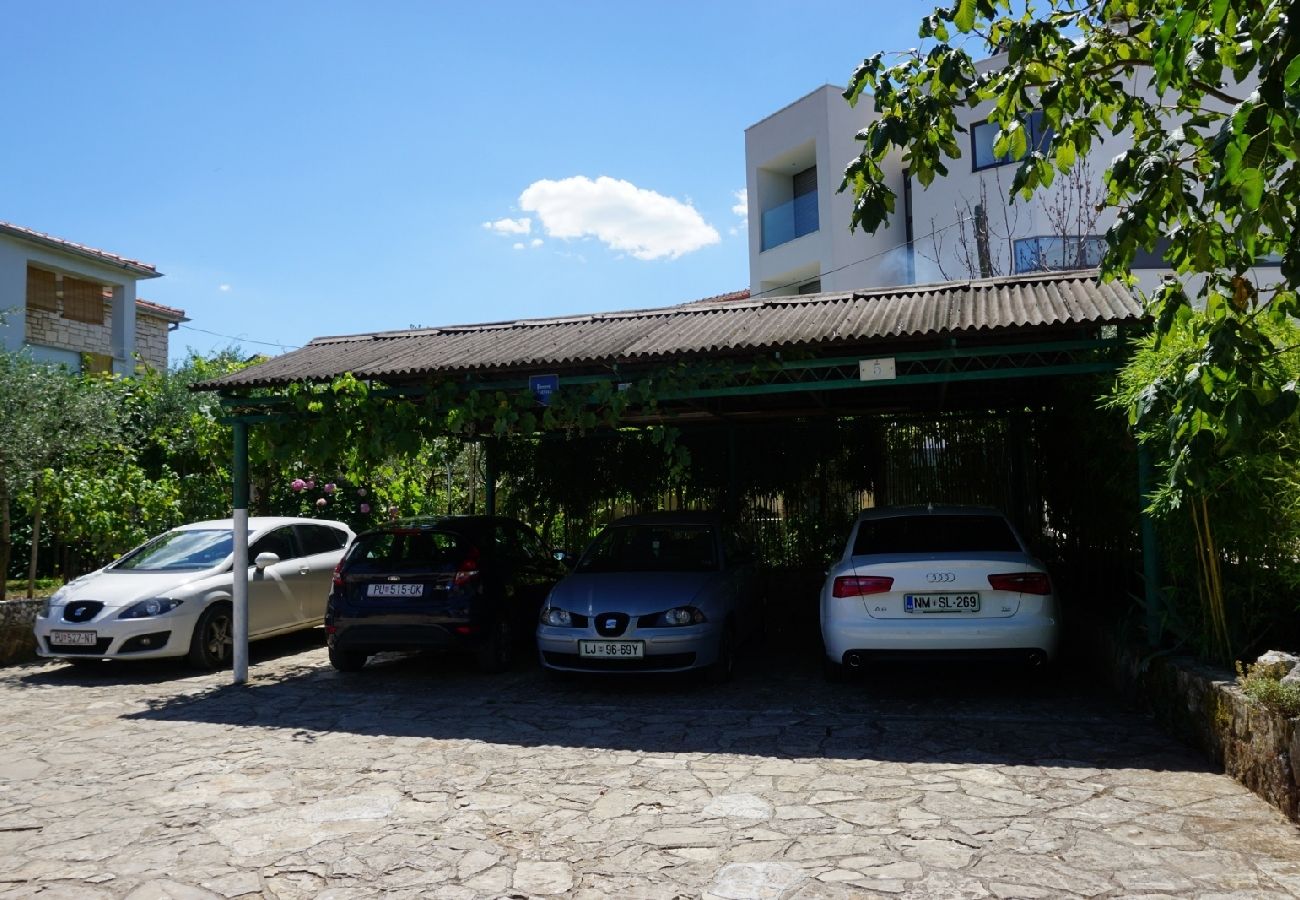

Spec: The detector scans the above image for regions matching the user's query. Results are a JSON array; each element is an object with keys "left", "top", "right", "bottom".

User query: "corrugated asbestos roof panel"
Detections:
[{"left": 201, "top": 271, "right": 1142, "bottom": 390}]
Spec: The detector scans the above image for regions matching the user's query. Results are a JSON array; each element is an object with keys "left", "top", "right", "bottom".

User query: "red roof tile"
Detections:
[
  {"left": 134, "top": 298, "right": 188, "bottom": 322},
  {"left": 0, "top": 221, "right": 160, "bottom": 277}
]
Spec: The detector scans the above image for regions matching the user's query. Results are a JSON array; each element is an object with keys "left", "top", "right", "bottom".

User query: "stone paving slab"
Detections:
[{"left": 1, "top": 633, "right": 1299, "bottom": 898}]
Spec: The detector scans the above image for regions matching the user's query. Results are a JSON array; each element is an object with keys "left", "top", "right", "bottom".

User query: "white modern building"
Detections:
[
  {"left": 744, "top": 59, "right": 1181, "bottom": 298},
  {"left": 0, "top": 221, "right": 185, "bottom": 373}
]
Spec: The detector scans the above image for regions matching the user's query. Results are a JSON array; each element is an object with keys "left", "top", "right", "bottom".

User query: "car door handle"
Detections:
[{"left": 298, "top": 567, "right": 310, "bottom": 576}]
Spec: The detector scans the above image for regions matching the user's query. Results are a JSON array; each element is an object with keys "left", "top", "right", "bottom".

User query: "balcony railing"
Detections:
[{"left": 761, "top": 191, "right": 818, "bottom": 251}]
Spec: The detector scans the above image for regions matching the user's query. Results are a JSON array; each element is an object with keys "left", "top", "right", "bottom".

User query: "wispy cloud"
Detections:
[
  {"left": 482, "top": 217, "right": 532, "bottom": 236},
  {"left": 729, "top": 188, "right": 748, "bottom": 236},
  {"left": 514, "top": 176, "right": 719, "bottom": 261},
  {"left": 218, "top": 283, "right": 232, "bottom": 292}
]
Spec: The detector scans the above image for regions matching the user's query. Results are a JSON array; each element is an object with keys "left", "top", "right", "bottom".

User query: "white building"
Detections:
[
  {"left": 0, "top": 221, "right": 185, "bottom": 373},
  {"left": 744, "top": 62, "right": 1182, "bottom": 298}
]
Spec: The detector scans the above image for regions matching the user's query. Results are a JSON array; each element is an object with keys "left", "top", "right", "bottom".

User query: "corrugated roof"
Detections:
[
  {"left": 199, "top": 271, "right": 1141, "bottom": 390},
  {"left": 0, "top": 221, "right": 161, "bottom": 277}
]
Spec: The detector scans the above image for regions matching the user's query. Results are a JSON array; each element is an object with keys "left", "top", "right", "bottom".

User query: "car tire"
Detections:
[
  {"left": 476, "top": 617, "right": 514, "bottom": 674},
  {"left": 187, "top": 603, "right": 233, "bottom": 670},
  {"left": 705, "top": 624, "right": 737, "bottom": 685},
  {"left": 328, "top": 646, "right": 367, "bottom": 673}
]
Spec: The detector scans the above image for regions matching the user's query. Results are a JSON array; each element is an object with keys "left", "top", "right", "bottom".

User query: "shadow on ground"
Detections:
[{"left": 93, "top": 630, "right": 1211, "bottom": 776}]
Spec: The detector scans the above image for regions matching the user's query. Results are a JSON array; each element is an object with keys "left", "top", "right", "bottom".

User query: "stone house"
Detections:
[{"left": 0, "top": 221, "right": 186, "bottom": 373}]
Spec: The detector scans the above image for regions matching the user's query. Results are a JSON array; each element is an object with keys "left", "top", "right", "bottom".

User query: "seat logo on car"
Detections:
[
  {"left": 925, "top": 572, "right": 956, "bottom": 583},
  {"left": 604, "top": 618, "right": 618, "bottom": 630}
]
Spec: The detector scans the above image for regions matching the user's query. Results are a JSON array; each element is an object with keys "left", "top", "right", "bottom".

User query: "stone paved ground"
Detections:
[{"left": 2, "top": 633, "right": 1299, "bottom": 899}]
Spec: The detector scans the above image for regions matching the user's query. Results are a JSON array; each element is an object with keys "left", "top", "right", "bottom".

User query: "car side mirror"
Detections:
[{"left": 254, "top": 552, "right": 280, "bottom": 570}]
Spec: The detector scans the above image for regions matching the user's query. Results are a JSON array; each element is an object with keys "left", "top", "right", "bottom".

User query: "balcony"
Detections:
[{"left": 761, "top": 191, "right": 818, "bottom": 251}]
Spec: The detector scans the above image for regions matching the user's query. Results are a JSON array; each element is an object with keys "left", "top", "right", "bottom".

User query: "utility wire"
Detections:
[{"left": 175, "top": 323, "right": 300, "bottom": 352}]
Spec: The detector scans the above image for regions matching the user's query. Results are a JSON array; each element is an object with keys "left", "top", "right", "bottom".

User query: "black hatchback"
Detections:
[{"left": 325, "top": 516, "right": 566, "bottom": 673}]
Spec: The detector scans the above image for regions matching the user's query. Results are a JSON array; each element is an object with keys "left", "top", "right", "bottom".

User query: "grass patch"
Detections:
[
  {"left": 1237, "top": 661, "right": 1300, "bottom": 718},
  {"left": 2, "top": 578, "right": 62, "bottom": 600}
]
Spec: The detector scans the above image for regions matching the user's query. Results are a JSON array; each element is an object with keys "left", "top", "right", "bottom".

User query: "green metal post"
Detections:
[
  {"left": 1137, "top": 444, "right": 1162, "bottom": 646},
  {"left": 484, "top": 439, "right": 497, "bottom": 516},
  {"left": 231, "top": 420, "right": 250, "bottom": 684}
]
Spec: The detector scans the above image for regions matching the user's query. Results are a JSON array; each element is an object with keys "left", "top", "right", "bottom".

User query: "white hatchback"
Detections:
[
  {"left": 820, "top": 505, "right": 1059, "bottom": 679},
  {"left": 34, "top": 517, "right": 353, "bottom": 669}
]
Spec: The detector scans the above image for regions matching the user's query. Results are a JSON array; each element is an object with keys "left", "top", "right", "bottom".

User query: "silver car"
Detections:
[
  {"left": 536, "top": 513, "right": 759, "bottom": 681},
  {"left": 34, "top": 517, "right": 353, "bottom": 669},
  {"left": 820, "top": 505, "right": 1059, "bottom": 680}
]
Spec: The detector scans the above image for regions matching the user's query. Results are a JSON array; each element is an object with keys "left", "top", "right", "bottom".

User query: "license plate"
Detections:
[
  {"left": 366, "top": 583, "right": 424, "bottom": 598},
  {"left": 50, "top": 630, "right": 98, "bottom": 646},
  {"left": 904, "top": 593, "right": 980, "bottom": 613},
  {"left": 579, "top": 640, "right": 644, "bottom": 659}
]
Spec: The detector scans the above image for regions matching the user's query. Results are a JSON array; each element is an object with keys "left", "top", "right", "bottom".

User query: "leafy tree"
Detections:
[
  {"left": 841, "top": 1, "right": 1297, "bottom": 660},
  {"left": 0, "top": 354, "right": 122, "bottom": 598}
]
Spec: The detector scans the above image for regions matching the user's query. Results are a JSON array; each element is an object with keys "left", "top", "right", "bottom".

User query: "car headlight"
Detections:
[
  {"left": 41, "top": 586, "right": 71, "bottom": 618},
  {"left": 119, "top": 598, "right": 184, "bottom": 619},
  {"left": 659, "top": 606, "right": 706, "bottom": 626},
  {"left": 540, "top": 607, "right": 573, "bottom": 627}
]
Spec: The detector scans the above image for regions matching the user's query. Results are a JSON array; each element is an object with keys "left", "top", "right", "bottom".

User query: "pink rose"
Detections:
[
  {"left": 315, "top": 497, "right": 327, "bottom": 508},
  {"left": 305, "top": 479, "right": 316, "bottom": 490},
  {"left": 357, "top": 487, "right": 368, "bottom": 497},
  {"left": 323, "top": 483, "right": 336, "bottom": 494},
  {"left": 290, "top": 478, "right": 306, "bottom": 492},
  {"left": 359, "top": 503, "right": 371, "bottom": 514}
]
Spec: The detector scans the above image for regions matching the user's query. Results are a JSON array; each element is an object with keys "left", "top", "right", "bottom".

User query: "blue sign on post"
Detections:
[{"left": 529, "top": 374, "right": 560, "bottom": 406}]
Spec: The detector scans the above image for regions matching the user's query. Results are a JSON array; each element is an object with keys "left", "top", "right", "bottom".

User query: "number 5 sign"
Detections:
[{"left": 858, "top": 357, "right": 897, "bottom": 381}]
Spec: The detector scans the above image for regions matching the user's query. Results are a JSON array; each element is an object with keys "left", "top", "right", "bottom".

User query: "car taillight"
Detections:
[
  {"left": 453, "top": 546, "right": 481, "bottom": 587},
  {"left": 988, "top": 572, "right": 1052, "bottom": 595},
  {"left": 331, "top": 560, "right": 344, "bottom": 589},
  {"left": 832, "top": 575, "right": 894, "bottom": 597}
]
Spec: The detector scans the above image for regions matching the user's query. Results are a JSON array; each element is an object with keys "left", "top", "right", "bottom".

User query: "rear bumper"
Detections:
[
  {"left": 822, "top": 614, "right": 1059, "bottom": 664},
  {"left": 327, "top": 613, "right": 478, "bottom": 654}
]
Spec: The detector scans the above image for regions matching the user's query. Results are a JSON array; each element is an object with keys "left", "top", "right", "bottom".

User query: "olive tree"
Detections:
[{"left": 841, "top": 1, "right": 1297, "bottom": 659}]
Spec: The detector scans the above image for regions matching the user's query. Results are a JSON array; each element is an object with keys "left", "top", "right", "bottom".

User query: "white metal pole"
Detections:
[{"left": 232, "top": 420, "right": 250, "bottom": 684}]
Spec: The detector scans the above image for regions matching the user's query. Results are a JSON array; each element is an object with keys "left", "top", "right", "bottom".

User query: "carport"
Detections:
[{"left": 197, "top": 270, "right": 1153, "bottom": 684}]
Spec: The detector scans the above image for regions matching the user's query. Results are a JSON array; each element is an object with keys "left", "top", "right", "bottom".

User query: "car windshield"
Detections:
[
  {"left": 346, "top": 530, "right": 464, "bottom": 571},
  {"left": 112, "top": 529, "right": 236, "bottom": 571},
  {"left": 577, "top": 523, "right": 719, "bottom": 573},
  {"left": 853, "top": 514, "right": 1022, "bottom": 555}
]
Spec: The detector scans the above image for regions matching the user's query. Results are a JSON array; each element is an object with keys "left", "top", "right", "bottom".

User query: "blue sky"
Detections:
[{"left": 1, "top": 1, "right": 939, "bottom": 363}]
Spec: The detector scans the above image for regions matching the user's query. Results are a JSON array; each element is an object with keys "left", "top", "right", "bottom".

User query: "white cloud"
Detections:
[
  {"left": 729, "top": 188, "right": 748, "bottom": 236},
  {"left": 530, "top": 238, "right": 543, "bottom": 248},
  {"left": 518, "top": 176, "right": 719, "bottom": 260},
  {"left": 218, "top": 284, "right": 231, "bottom": 292},
  {"left": 483, "top": 217, "right": 532, "bottom": 236}
]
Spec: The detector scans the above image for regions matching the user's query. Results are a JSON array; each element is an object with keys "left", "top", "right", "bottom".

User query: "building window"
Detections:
[
  {"left": 62, "top": 276, "right": 105, "bottom": 324},
  {"left": 761, "top": 165, "right": 820, "bottom": 251},
  {"left": 972, "top": 111, "right": 1053, "bottom": 171},
  {"left": 26, "top": 266, "right": 59, "bottom": 311},
  {"left": 1013, "top": 235, "right": 1107, "bottom": 273},
  {"left": 796, "top": 279, "right": 822, "bottom": 294}
]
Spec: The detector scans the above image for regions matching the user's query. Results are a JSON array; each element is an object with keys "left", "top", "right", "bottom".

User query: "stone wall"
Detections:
[
  {"left": 24, "top": 305, "right": 170, "bottom": 370},
  {"left": 0, "top": 599, "right": 41, "bottom": 666},
  {"left": 1093, "top": 627, "right": 1299, "bottom": 822}
]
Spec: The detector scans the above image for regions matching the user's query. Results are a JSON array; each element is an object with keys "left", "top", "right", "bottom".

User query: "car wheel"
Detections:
[
  {"left": 475, "top": 617, "right": 514, "bottom": 674},
  {"left": 328, "top": 646, "right": 367, "bottom": 673},
  {"left": 187, "top": 603, "right": 233, "bottom": 670},
  {"left": 705, "top": 624, "right": 737, "bottom": 685}
]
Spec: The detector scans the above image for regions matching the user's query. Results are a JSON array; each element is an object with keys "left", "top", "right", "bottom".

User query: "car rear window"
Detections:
[
  {"left": 346, "top": 530, "right": 464, "bottom": 570},
  {"left": 852, "top": 514, "right": 1022, "bottom": 555},
  {"left": 577, "top": 523, "right": 719, "bottom": 573}
]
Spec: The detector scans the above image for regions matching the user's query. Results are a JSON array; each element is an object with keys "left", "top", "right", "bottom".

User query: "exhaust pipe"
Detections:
[{"left": 846, "top": 652, "right": 863, "bottom": 668}]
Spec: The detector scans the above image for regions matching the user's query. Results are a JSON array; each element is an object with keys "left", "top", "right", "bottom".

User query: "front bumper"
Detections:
[
  {"left": 536, "top": 621, "right": 721, "bottom": 673},
  {"left": 33, "top": 610, "right": 195, "bottom": 661}
]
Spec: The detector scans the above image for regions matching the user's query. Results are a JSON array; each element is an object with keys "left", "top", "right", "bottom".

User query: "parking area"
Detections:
[{"left": 2, "top": 634, "right": 1300, "bottom": 899}]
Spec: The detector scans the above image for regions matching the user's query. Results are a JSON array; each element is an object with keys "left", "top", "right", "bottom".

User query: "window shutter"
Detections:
[
  {"left": 26, "top": 267, "right": 58, "bottom": 311},
  {"left": 792, "top": 166, "right": 818, "bottom": 197},
  {"left": 62, "top": 276, "right": 105, "bottom": 324}
]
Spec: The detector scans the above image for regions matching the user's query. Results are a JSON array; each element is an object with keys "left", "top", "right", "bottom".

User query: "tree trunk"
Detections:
[
  {"left": 27, "top": 483, "right": 42, "bottom": 599},
  {"left": 0, "top": 476, "right": 9, "bottom": 602}
]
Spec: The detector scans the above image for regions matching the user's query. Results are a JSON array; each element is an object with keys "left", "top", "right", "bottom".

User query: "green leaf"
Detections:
[{"left": 953, "top": 0, "right": 976, "bottom": 33}]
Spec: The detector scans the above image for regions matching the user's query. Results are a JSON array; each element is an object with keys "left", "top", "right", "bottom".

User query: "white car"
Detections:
[
  {"left": 34, "top": 517, "right": 354, "bottom": 669},
  {"left": 820, "top": 505, "right": 1059, "bottom": 680}
]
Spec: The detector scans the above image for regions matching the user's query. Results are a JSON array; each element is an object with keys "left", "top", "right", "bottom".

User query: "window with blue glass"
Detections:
[
  {"left": 1013, "top": 235, "right": 1107, "bottom": 273},
  {"left": 971, "top": 111, "right": 1053, "bottom": 171},
  {"left": 761, "top": 165, "right": 819, "bottom": 251}
]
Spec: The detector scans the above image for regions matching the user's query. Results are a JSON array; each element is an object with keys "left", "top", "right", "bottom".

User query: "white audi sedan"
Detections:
[
  {"left": 820, "top": 505, "right": 1059, "bottom": 680},
  {"left": 34, "top": 517, "right": 353, "bottom": 669}
]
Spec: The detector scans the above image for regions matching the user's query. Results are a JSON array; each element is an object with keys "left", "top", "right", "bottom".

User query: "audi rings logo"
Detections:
[{"left": 925, "top": 572, "right": 956, "bottom": 583}]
